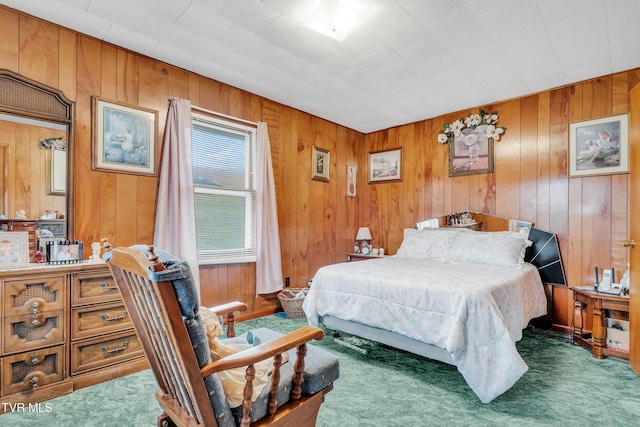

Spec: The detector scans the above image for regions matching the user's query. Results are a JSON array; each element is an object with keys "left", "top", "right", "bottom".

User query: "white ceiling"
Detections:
[{"left": 2, "top": 0, "right": 639, "bottom": 133}]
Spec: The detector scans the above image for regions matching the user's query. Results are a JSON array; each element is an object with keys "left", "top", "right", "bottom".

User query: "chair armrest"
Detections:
[
  {"left": 207, "top": 301, "right": 247, "bottom": 338},
  {"left": 200, "top": 325, "right": 323, "bottom": 377},
  {"left": 208, "top": 301, "right": 248, "bottom": 316}
]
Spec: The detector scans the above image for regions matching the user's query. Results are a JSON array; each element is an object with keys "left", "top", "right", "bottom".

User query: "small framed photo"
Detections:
[
  {"left": 569, "top": 113, "right": 629, "bottom": 177},
  {"left": 45, "top": 240, "right": 83, "bottom": 265},
  {"left": 369, "top": 147, "right": 402, "bottom": 183},
  {"left": 311, "top": 146, "right": 330, "bottom": 182},
  {"left": 0, "top": 232, "right": 30, "bottom": 268},
  {"left": 347, "top": 163, "right": 357, "bottom": 197},
  {"left": 92, "top": 97, "right": 158, "bottom": 176}
]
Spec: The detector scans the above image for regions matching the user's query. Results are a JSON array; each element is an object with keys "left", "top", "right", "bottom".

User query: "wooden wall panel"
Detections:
[
  {"left": 0, "top": 6, "right": 637, "bottom": 326},
  {"left": 361, "top": 75, "right": 633, "bottom": 330}
]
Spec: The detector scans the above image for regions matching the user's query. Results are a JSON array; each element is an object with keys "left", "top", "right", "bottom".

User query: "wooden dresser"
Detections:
[{"left": 0, "top": 261, "right": 148, "bottom": 412}]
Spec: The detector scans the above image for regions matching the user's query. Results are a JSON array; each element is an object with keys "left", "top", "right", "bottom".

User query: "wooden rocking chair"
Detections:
[{"left": 105, "top": 245, "right": 338, "bottom": 427}]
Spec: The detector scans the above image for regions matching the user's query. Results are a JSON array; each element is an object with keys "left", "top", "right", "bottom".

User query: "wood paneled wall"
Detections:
[
  {"left": 1, "top": 6, "right": 637, "bottom": 326},
  {"left": 361, "top": 73, "right": 640, "bottom": 329}
]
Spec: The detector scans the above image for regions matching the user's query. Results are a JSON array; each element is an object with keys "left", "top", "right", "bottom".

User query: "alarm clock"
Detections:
[{"left": 360, "top": 241, "right": 371, "bottom": 255}]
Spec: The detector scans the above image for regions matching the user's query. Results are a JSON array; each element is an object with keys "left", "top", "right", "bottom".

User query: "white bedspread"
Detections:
[{"left": 302, "top": 256, "right": 547, "bottom": 403}]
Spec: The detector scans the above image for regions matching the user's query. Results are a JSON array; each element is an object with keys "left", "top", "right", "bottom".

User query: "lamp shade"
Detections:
[{"left": 355, "top": 227, "right": 372, "bottom": 241}]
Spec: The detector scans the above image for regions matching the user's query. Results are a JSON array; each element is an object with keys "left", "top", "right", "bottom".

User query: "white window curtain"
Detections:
[
  {"left": 256, "top": 122, "right": 283, "bottom": 295},
  {"left": 154, "top": 97, "right": 201, "bottom": 289}
]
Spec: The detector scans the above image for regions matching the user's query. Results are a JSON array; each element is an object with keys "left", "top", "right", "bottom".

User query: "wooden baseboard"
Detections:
[{"left": 551, "top": 323, "right": 572, "bottom": 334}]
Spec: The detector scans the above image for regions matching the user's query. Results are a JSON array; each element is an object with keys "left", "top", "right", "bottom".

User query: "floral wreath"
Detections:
[
  {"left": 39, "top": 137, "right": 67, "bottom": 150},
  {"left": 437, "top": 110, "right": 506, "bottom": 144}
]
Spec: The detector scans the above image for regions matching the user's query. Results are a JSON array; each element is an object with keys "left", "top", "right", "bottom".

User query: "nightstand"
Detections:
[
  {"left": 571, "top": 286, "right": 629, "bottom": 360},
  {"left": 347, "top": 253, "right": 386, "bottom": 262}
]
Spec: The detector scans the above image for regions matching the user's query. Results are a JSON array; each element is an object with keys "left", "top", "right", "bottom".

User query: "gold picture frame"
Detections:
[
  {"left": 45, "top": 148, "right": 66, "bottom": 195},
  {"left": 448, "top": 128, "right": 494, "bottom": 177},
  {"left": 311, "top": 146, "right": 330, "bottom": 182}
]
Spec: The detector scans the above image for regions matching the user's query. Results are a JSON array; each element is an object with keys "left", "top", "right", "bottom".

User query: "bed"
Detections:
[{"left": 302, "top": 225, "right": 548, "bottom": 403}]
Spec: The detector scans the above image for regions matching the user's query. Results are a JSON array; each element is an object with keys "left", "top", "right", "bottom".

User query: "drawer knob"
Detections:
[
  {"left": 31, "top": 315, "right": 42, "bottom": 327},
  {"left": 30, "top": 376, "right": 39, "bottom": 390},
  {"left": 101, "top": 311, "right": 128, "bottom": 322},
  {"left": 100, "top": 281, "right": 118, "bottom": 291},
  {"left": 102, "top": 340, "right": 129, "bottom": 354},
  {"left": 30, "top": 353, "right": 42, "bottom": 365}
]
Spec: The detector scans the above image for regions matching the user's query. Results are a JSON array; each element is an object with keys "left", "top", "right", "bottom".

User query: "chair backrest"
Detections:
[{"left": 106, "top": 245, "right": 219, "bottom": 427}]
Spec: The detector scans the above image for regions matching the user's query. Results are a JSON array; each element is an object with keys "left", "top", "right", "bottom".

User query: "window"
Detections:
[{"left": 191, "top": 113, "right": 256, "bottom": 264}]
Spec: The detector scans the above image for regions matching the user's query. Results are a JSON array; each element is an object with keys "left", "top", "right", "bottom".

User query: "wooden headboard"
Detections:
[{"left": 434, "top": 210, "right": 524, "bottom": 232}]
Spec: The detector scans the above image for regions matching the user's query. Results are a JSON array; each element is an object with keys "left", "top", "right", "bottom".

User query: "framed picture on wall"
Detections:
[
  {"left": 568, "top": 113, "right": 629, "bottom": 177},
  {"left": 0, "top": 232, "right": 29, "bottom": 268},
  {"left": 368, "top": 147, "right": 402, "bottom": 183},
  {"left": 347, "top": 163, "right": 357, "bottom": 197},
  {"left": 92, "top": 97, "right": 158, "bottom": 176},
  {"left": 448, "top": 128, "right": 494, "bottom": 177},
  {"left": 311, "top": 146, "right": 330, "bottom": 182}
]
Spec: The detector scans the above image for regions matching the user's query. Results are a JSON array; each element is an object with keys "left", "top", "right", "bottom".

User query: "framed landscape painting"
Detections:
[{"left": 369, "top": 147, "right": 402, "bottom": 183}]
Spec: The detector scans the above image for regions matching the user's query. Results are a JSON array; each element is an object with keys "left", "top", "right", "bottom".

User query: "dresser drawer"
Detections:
[
  {"left": 71, "top": 272, "right": 121, "bottom": 306},
  {"left": 71, "top": 302, "right": 132, "bottom": 340},
  {"left": 3, "top": 275, "right": 66, "bottom": 317},
  {"left": 1, "top": 344, "right": 65, "bottom": 395},
  {"left": 70, "top": 330, "right": 143, "bottom": 375},
  {"left": 3, "top": 310, "right": 65, "bottom": 355}
]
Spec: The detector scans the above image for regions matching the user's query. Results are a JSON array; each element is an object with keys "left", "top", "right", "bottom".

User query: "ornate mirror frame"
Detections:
[{"left": 0, "top": 69, "right": 75, "bottom": 239}]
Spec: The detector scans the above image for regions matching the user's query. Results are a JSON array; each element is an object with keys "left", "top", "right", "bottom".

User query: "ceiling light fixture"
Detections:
[{"left": 302, "top": 0, "right": 373, "bottom": 41}]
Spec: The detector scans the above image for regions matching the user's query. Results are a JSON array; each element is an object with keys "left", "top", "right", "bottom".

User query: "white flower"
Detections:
[
  {"left": 449, "top": 119, "right": 464, "bottom": 134},
  {"left": 484, "top": 113, "right": 498, "bottom": 125},
  {"left": 485, "top": 125, "right": 505, "bottom": 141},
  {"left": 438, "top": 110, "right": 504, "bottom": 144},
  {"left": 465, "top": 114, "right": 482, "bottom": 127}
]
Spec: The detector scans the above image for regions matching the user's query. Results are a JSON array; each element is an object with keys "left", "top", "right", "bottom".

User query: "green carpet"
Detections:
[{"left": 2, "top": 315, "right": 639, "bottom": 426}]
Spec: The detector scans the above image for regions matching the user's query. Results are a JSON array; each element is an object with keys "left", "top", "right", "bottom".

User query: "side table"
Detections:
[
  {"left": 571, "top": 286, "right": 629, "bottom": 360},
  {"left": 347, "top": 253, "right": 386, "bottom": 262}
]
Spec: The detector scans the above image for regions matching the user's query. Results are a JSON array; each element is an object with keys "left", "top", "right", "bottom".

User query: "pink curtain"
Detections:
[
  {"left": 256, "top": 122, "right": 283, "bottom": 294},
  {"left": 154, "top": 98, "right": 200, "bottom": 289}
]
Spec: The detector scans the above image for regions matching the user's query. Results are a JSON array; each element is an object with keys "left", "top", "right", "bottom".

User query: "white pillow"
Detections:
[
  {"left": 446, "top": 230, "right": 532, "bottom": 268},
  {"left": 395, "top": 228, "right": 465, "bottom": 262}
]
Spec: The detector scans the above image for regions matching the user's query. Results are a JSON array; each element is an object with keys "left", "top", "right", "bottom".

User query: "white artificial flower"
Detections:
[
  {"left": 484, "top": 113, "right": 498, "bottom": 125},
  {"left": 449, "top": 119, "right": 464, "bottom": 133},
  {"left": 438, "top": 133, "right": 449, "bottom": 144},
  {"left": 485, "top": 125, "right": 505, "bottom": 141},
  {"left": 465, "top": 114, "right": 482, "bottom": 127}
]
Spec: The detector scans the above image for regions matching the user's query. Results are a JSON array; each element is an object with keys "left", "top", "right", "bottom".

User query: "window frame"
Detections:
[{"left": 191, "top": 112, "right": 257, "bottom": 265}]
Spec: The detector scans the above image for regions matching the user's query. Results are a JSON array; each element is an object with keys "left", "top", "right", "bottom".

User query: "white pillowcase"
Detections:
[
  {"left": 395, "top": 228, "right": 467, "bottom": 262},
  {"left": 446, "top": 230, "right": 532, "bottom": 268},
  {"left": 395, "top": 227, "right": 532, "bottom": 267}
]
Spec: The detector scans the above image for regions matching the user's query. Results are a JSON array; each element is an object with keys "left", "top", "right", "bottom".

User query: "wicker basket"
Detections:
[{"left": 278, "top": 288, "right": 307, "bottom": 319}]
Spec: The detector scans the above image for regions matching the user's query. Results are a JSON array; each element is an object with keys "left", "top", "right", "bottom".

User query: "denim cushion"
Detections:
[
  {"left": 229, "top": 327, "right": 340, "bottom": 424},
  {"left": 104, "top": 246, "right": 235, "bottom": 427}
]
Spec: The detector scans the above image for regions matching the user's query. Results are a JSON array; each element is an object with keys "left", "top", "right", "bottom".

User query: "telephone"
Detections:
[{"left": 595, "top": 267, "right": 622, "bottom": 295}]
